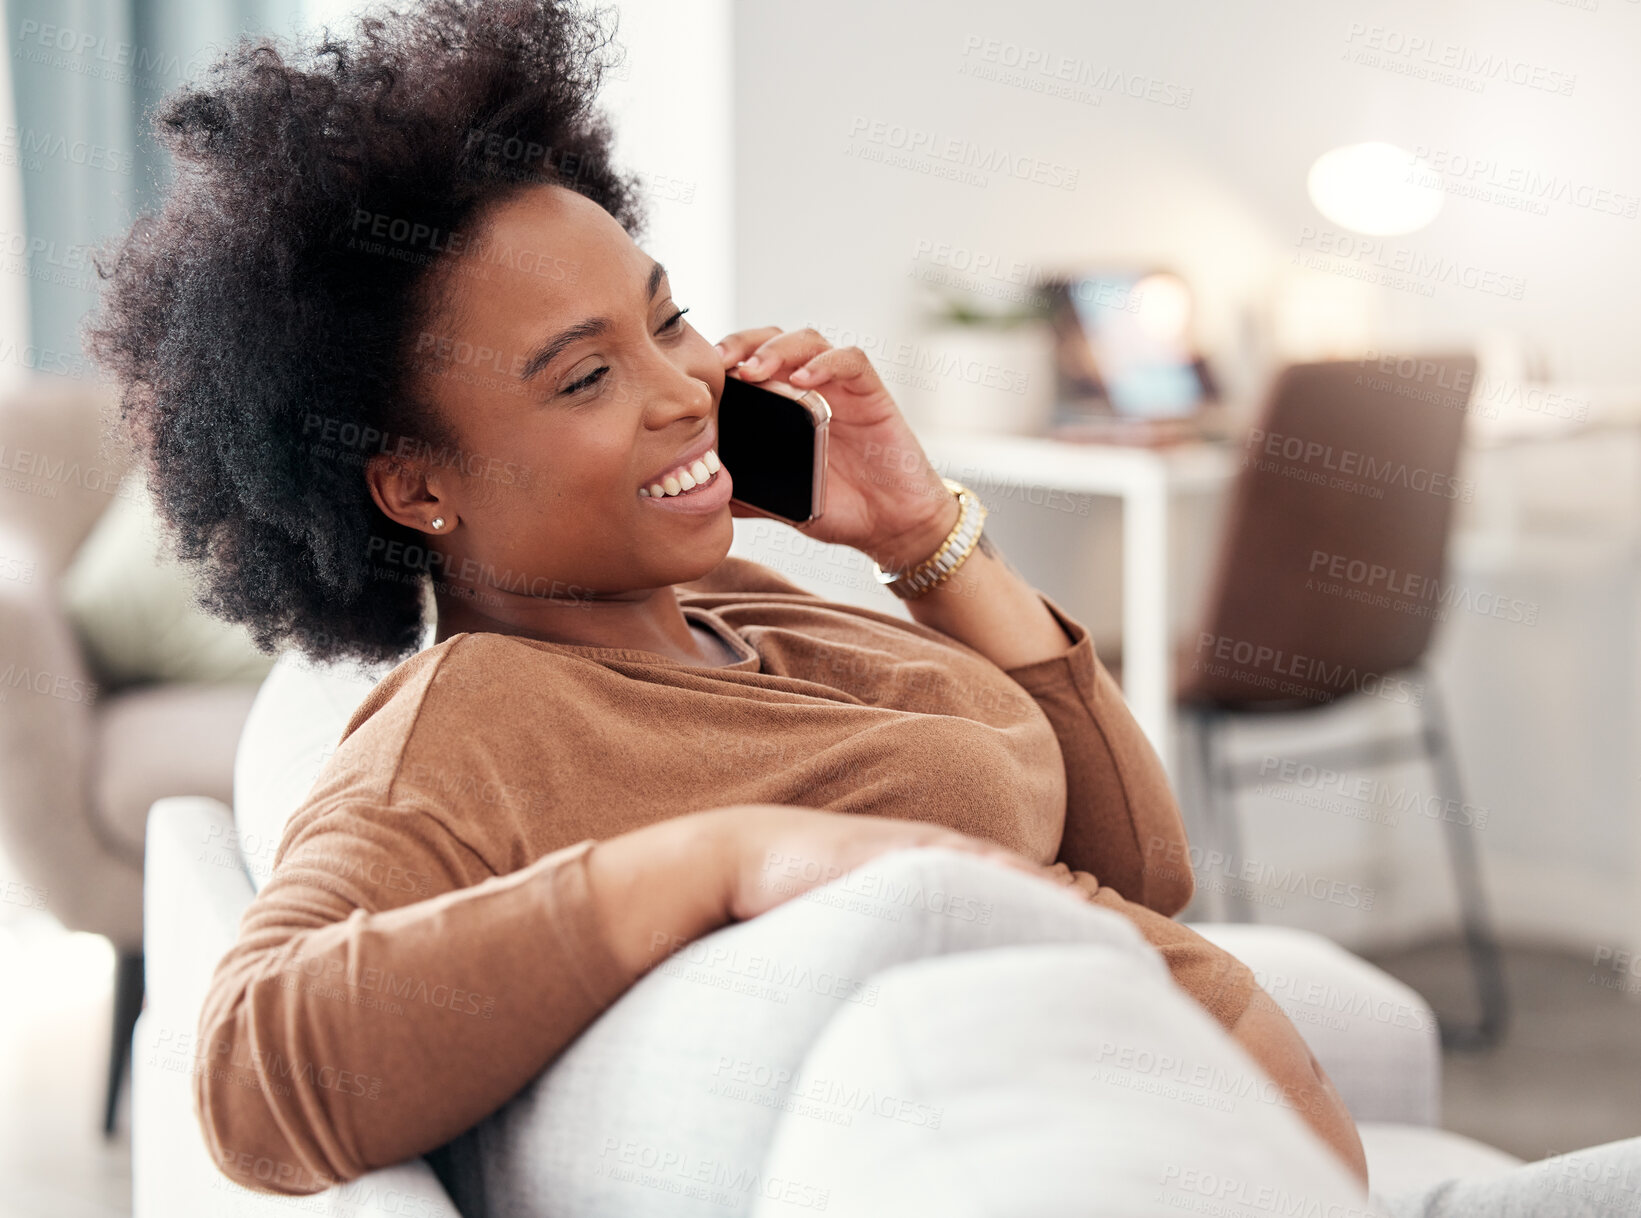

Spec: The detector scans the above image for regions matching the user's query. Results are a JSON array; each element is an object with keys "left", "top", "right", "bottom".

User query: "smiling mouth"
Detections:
[{"left": 638, "top": 447, "right": 722, "bottom": 498}]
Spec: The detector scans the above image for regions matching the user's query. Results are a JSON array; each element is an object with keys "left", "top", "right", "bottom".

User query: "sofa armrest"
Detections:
[
  {"left": 136, "top": 796, "right": 462, "bottom": 1218},
  {"left": 135, "top": 1007, "right": 466, "bottom": 1218},
  {"left": 1187, "top": 922, "right": 1440, "bottom": 1127},
  {"left": 141, "top": 797, "right": 257, "bottom": 1021}
]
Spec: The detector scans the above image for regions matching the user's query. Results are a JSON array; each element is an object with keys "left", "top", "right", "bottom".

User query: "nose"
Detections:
[{"left": 641, "top": 348, "right": 714, "bottom": 426}]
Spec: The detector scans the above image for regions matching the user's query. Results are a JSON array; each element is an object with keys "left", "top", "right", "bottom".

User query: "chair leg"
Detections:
[
  {"left": 104, "top": 951, "right": 144, "bottom": 1136},
  {"left": 1175, "top": 709, "right": 1212, "bottom": 918},
  {"left": 1193, "top": 708, "right": 1255, "bottom": 922},
  {"left": 1177, "top": 709, "right": 1212, "bottom": 852},
  {"left": 1419, "top": 678, "right": 1509, "bottom": 1051}
]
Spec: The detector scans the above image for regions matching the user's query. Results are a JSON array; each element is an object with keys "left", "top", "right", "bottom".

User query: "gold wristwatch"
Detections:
[{"left": 871, "top": 478, "right": 989, "bottom": 600}]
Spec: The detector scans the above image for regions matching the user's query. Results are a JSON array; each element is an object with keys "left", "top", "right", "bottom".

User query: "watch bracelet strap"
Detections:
[{"left": 872, "top": 477, "right": 988, "bottom": 600}]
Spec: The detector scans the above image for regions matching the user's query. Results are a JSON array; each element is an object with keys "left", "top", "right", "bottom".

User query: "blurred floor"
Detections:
[
  {"left": 0, "top": 908, "right": 1636, "bottom": 1217},
  {"left": 1365, "top": 939, "right": 1641, "bottom": 1161},
  {"left": 0, "top": 911, "right": 130, "bottom": 1218}
]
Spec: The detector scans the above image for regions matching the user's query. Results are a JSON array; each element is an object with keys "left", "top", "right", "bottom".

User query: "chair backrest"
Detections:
[
  {"left": 1178, "top": 354, "right": 1476, "bottom": 710},
  {"left": 0, "top": 374, "right": 130, "bottom": 576}
]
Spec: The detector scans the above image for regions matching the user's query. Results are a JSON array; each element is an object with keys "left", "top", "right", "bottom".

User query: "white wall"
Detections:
[
  {"left": 297, "top": 0, "right": 735, "bottom": 336},
  {"left": 598, "top": 0, "right": 736, "bottom": 339},
  {"left": 734, "top": 0, "right": 1641, "bottom": 389}
]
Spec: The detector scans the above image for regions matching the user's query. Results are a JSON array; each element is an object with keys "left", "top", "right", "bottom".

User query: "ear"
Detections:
[{"left": 366, "top": 451, "right": 453, "bottom": 534}]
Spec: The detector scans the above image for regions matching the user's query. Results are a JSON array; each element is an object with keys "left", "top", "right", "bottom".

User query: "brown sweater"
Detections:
[{"left": 194, "top": 555, "right": 1256, "bottom": 1196}]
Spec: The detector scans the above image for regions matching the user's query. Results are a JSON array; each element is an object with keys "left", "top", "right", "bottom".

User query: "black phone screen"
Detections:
[{"left": 717, "top": 374, "right": 820, "bottom": 523}]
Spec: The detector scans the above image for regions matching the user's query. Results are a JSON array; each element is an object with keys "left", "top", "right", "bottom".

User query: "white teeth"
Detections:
[{"left": 643, "top": 448, "right": 721, "bottom": 498}]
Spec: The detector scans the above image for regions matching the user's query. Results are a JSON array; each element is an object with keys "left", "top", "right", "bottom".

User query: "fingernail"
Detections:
[
  {"left": 713, "top": 343, "right": 727, "bottom": 357},
  {"left": 741, "top": 355, "right": 762, "bottom": 371},
  {"left": 791, "top": 366, "right": 812, "bottom": 381}
]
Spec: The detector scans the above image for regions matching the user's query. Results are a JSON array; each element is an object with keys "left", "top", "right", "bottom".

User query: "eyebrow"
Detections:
[{"left": 518, "top": 259, "right": 669, "bottom": 382}]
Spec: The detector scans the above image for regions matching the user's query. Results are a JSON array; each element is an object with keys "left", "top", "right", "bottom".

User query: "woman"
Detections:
[{"left": 84, "top": 0, "right": 1373, "bottom": 1204}]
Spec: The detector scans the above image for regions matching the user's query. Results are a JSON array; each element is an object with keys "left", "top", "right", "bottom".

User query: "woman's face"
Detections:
[{"left": 386, "top": 183, "right": 732, "bottom": 602}]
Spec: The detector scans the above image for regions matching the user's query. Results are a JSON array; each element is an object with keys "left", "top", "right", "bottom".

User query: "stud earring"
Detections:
[{"left": 430, "top": 516, "right": 445, "bottom": 530}]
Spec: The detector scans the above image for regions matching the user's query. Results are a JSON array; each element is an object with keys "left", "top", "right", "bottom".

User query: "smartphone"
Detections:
[{"left": 717, "top": 372, "right": 831, "bottom": 526}]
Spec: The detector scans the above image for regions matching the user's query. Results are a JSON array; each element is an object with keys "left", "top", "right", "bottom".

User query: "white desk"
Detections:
[{"left": 920, "top": 431, "right": 1237, "bottom": 780}]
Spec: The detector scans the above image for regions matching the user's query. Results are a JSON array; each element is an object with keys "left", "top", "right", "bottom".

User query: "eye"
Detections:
[
  {"left": 558, "top": 308, "right": 690, "bottom": 397},
  {"left": 560, "top": 366, "right": 608, "bottom": 396}
]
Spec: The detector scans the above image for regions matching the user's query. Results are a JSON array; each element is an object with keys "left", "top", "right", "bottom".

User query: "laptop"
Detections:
[{"left": 1044, "top": 271, "right": 1227, "bottom": 445}]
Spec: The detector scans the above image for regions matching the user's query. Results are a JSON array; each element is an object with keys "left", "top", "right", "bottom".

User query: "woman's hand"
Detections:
[
  {"left": 585, "top": 806, "right": 1085, "bottom": 979},
  {"left": 713, "top": 328, "right": 961, "bottom": 573},
  {"left": 702, "top": 803, "right": 1083, "bottom": 922}
]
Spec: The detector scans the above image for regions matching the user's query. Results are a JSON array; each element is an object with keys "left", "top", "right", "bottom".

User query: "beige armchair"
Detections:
[{"left": 0, "top": 373, "right": 260, "bottom": 1134}]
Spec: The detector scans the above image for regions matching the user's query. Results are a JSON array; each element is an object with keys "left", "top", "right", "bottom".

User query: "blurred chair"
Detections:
[
  {"left": 0, "top": 375, "right": 261, "bottom": 1134},
  {"left": 1174, "top": 355, "right": 1508, "bottom": 1051}
]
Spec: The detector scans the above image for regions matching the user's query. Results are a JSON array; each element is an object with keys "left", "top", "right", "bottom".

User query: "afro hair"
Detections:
[{"left": 84, "top": 0, "right": 650, "bottom": 666}]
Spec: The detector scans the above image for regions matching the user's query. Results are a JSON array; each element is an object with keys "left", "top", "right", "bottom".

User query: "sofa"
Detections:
[
  {"left": 0, "top": 374, "right": 267, "bottom": 1133},
  {"left": 133, "top": 627, "right": 1526, "bottom": 1217}
]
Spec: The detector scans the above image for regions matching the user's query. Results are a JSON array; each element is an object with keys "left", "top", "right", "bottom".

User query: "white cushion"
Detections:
[
  {"left": 1357, "top": 1122, "right": 1524, "bottom": 1198},
  {"left": 751, "top": 942, "right": 1375, "bottom": 1218},
  {"left": 232, "top": 650, "right": 396, "bottom": 890},
  {"left": 60, "top": 469, "right": 277, "bottom": 686},
  {"left": 1187, "top": 922, "right": 1440, "bottom": 1126}
]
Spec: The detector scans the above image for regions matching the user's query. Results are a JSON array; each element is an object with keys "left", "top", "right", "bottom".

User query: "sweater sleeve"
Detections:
[
  {"left": 1002, "top": 590, "right": 1196, "bottom": 916},
  {"left": 192, "top": 798, "right": 637, "bottom": 1196}
]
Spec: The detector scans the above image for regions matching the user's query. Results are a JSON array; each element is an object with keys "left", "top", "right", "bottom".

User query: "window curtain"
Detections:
[{"left": 4, "top": 0, "right": 305, "bottom": 372}]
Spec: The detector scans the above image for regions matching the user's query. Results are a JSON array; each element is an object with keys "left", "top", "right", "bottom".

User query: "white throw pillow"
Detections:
[
  {"left": 59, "top": 470, "right": 278, "bottom": 686},
  {"left": 232, "top": 649, "right": 398, "bottom": 889},
  {"left": 751, "top": 943, "right": 1380, "bottom": 1218}
]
